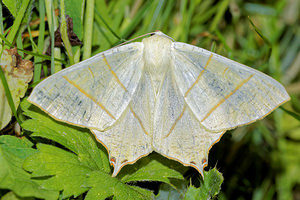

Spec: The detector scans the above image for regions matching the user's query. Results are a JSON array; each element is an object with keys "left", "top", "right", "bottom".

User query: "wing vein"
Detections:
[
  {"left": 201, "top": 74, "right": 255, "bottom": 122},
  {"left": 129, "top": 105, "right": 149, "bottom": 135},
  {"left": 102, "top": 54, "right": 128, "bottom": 92},
  {"left": 184, "top": 54, "right": 213, "bottom": 97},
  {"left": 62, "top": 75, "right": 116, "bottom": 120},
  {"left": 164, "top": 105, "right": 187, "bottom": 138}
]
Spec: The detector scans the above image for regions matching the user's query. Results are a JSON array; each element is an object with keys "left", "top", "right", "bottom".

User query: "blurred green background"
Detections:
[{"left": 1, "top": 0, "right": 299, "bottom": 199}]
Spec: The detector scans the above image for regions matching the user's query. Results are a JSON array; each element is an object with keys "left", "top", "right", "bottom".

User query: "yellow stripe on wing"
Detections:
[
  {"left": 102, "top": 54, "right": 128, "bottom": 92},
  {"left": 63, "top": 75, "right": 116, "bottom": 120},
  {"left": 129, "top": 105, "right": 149, "bottom": 135},
  {"left": 201, "top": 74, "right": 254, "bottom": 122},
  {"left": 184, "top": 54, "right": 213, "bottom": 97},
  {"left": 164, "top": 105, "right": 187, "bottom": 138}
]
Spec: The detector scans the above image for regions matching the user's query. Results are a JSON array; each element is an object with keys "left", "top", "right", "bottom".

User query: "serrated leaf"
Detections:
[
  {"left": 201, "top": 168, "right": 223, "bottom": 196},
  {"left": 21, "top": 99, "right": 110, "bottom": 173},
  {"left": 184, "top": 185, "right": 200, "bottom": 200},
  {"left": 23, "top": 143, "right": 92, "bottom": 198},
  {"left": 182, "top": 168, "right": 223, "bottom": 199},
  {"left": 0, "top": 135, "right": 58, "bottom": 199},
  {"left": 21, "top": 99, "right": 186, "bottom": 199},
  {"left": 84, "top": 171, "right": 153, "bottom": 200}
]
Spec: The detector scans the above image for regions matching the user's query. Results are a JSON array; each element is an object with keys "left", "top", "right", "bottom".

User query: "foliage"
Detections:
[
  {"left": 20, "top": 99, "right": 185, "bottom": 199},
  {"left": 0, "top": 0, "right": 299, "bottom": 199},
  {"left": 0, "top": 135, "right": 58, "bottom": 199}
]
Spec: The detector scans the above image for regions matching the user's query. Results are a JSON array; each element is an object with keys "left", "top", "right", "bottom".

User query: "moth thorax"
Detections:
[{"left": 142, "top": 35, "right": 172, "bottom": 94}]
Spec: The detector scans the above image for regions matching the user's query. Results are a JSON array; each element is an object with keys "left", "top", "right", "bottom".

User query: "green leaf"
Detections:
[
  {"left": 200, "top": 168, "right": 223, "bottom": 198},
  {"left": 1, "top": 191, "right": 34, "bottom": 200},
  {"left": 156, "top": 169, "right": 223, "bottom": 200},
  {"left": 280, "top": 106, "right": 300, "bottom": 121},
  {"left": 4, "top": 0, "right": 32, "bottom": 44},
  {"left": 0, "top": 34, "right": 66, "bottom": 63},
  {"left": 0, "top": 135, "right": 58, "bottom": 199},
  {"left": 248, "top": 16, "right": 272, "bottom": 47},
  {"left": 179, "top": 168, "right": 224, "bottom": 200},
  {"left": 23, "top": 143, "right": 92, "bottom": 198},
  {"left": 2, "top": 0, "right": 22, "bottom": 17},
  {"left": 185, "top": 168, "right": 223, "bottom": 199},
  {"left": 21, "top": 98, "right": 186, "bottom": 198},
  {"left": 64, "top": 0, "right": 84, "bottom": 40},
  {"left": 276, "top": 133, "right": 300, "bottom": 199},
  {"left": 120, "top": 154, "right": 184, "bottom": 184},
  {"left": 21, "top": 98, "right": 110, "bottom": 173},
  {"left": 155, "top": 181, "right": 187, "bottom": 200},
  {"left": 84, "top": 171, "right": 153, "bottom": 200},
  {"left": 184, "top": 185, "right": 200, "bottom": 200}
]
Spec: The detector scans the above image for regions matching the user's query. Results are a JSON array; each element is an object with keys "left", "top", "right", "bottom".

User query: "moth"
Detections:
[{"left": 29, "top": 32, "right": 290, "bottom": 176}]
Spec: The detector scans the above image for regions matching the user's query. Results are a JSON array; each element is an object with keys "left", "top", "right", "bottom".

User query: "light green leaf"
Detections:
[
  {"left": 21, "top": 98, "right": 110, "bottom": 173},
  {"left": 0, "top": 135, "right": 58, "bottom": 199},
  {"left": 2, "top": 0, "right": 21, "bottom": 17},
  {"left": 1, "top": 191, "right": 34, "bottom": 200},
  {"left": 23, "top": 143, "right": 92, "bottom": 198}
]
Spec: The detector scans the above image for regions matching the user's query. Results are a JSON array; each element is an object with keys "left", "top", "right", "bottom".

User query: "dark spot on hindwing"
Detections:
[{"left": 121, "top": 160, "right": 128, "bottom": 164}]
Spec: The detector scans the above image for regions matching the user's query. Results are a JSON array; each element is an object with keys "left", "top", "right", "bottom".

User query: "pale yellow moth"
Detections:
[{"left": 28, "top": 32, "right": 290, "bottom": 176}]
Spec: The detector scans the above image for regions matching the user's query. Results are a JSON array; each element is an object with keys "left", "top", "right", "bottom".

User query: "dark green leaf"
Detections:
[
  {"left": 120, "top": 155, "right": 184, "bottom": 184},
  {"left": 84, "top": 171, "right": 153, "bottom": 200}
]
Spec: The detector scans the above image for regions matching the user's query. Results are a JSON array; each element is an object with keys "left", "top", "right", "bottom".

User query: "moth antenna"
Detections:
[
  {"left": 114, "top": 31, "right": 175, "bottom": 47},
  {"left": 114, "top": 32, "right": 157, "bottom": 48}
]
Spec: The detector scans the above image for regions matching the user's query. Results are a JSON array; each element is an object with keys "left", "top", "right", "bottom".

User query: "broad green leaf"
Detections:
[
  {"left": 21, "top": 98, "right": 110, "bottom": 173},
  {"left": 155, "top": 181, "right": 187, "bottom": 200},
  {"left": 84, "top": 171, "right": 153, "bottom": 200},
  {"left": 0, "top": 135, "right": 58, "bottom": 199},
  {"left": 1, "top": 191, "right": 34, "bottom": 200},
  {"left": 23, "top": 143, "right": 92, "bottom": 198},
  {"left": 65, "top": 0, "right": 84, "bottom": 40},
  {"left": 21, "top": 98, "right": 186, "bottom": 199},
  {"left": 120, "top": 154, "right": 184, "bottom": 184}
]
